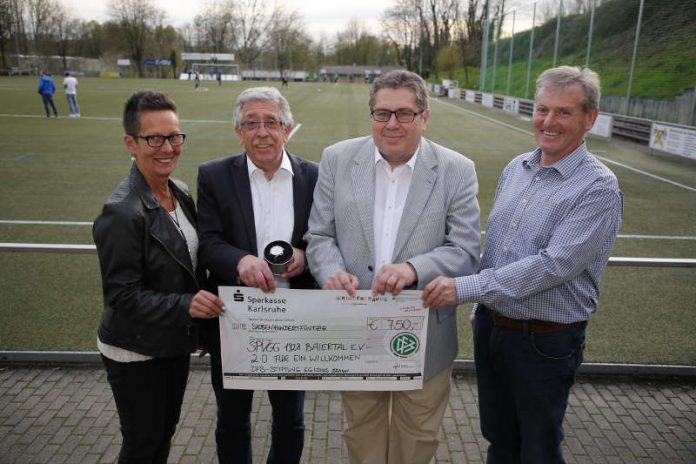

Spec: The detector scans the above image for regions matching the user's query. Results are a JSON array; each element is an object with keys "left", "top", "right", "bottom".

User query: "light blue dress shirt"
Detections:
[{"left": 455, "top": 142, "right": 623, "bottom": 323}]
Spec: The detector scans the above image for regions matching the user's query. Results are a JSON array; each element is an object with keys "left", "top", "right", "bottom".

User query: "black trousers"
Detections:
[
  {"left": 102, "top": 354, "right": 190, "bottom": 464},
  {"left": 206, "top": 320, "right": 305, "bottom": 464}
]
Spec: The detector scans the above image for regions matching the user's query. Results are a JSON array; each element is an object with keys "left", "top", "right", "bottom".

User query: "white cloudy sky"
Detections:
[{"left": 64, "top": 0, "right": 394, "bottom": 41}]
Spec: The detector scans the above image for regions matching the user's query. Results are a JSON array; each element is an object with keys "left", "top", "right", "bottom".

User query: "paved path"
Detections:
[{"left": 0, "top": 366, "right": 694, "bottom": 463}]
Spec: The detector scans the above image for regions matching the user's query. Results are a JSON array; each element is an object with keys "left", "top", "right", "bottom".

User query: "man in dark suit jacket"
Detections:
[{"left": 197, "top": 87, "right": 318, "bottom": 464}]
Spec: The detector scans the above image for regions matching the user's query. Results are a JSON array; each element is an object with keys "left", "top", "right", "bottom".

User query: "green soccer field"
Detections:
[{"left": 1, "top": 76, "right": 694, "bottom": 364}]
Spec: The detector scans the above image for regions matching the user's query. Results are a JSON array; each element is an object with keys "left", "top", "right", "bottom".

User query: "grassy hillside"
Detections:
[{"left": 462, "top": 0, "right": 696, "bottom": 99}]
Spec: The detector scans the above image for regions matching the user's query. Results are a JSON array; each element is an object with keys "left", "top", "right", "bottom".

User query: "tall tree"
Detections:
[
  {"left": 267, "top": 8, "right": 306, "bottom": 71},
  {"left": 26, "top": 0, "right": 54, "bottom": 55},
  {"left": 152, "top": 20, "right": 179, "bottom": 78},
  {"left": 453, "top": 0, "right": 488, "bottom": 85},
  {"left": 74, "top": 20, "right": 105, "bottom": 58},
  {"left": 12, "top": 0, "right": 29, "bottom": 56},
  {"left": 0, "top": 0, "right": 15, "bottom": 68},
  {"left": 428, "top": 0, "right": 460, "bottom": 51},
  {"left": 382, "top": 0, "right": 462, "bottom": 75},
  {"left": 193, "top": 0, "right": 234, "bottom": 54},
  {"left": 381, "top": 0, "right": 421, "bottom": 70},
  {"left": 232, "top": 0, "right": 272, "bottom": 67},
  {"left": 109, "top": 0, "right": 164, "bottom": 77},
  {"left": 53, "top": 3, "right": 80, "bottom": 71}
]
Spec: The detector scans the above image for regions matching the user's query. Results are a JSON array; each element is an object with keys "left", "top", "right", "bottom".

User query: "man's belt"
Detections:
[{"left": 483, "top": 306, "right": 586, "bottom": 334}]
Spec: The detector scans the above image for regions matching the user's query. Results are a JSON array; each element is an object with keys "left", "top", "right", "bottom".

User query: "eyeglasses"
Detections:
[
  {"left": 131, "top": 133, "right": 186, "bottom": 148},
  {"left": 371, "top": 109, "right": 423, "bottom": 123},
  {"left": 240, "top": 120, "right": 283, "bottom": 131}
]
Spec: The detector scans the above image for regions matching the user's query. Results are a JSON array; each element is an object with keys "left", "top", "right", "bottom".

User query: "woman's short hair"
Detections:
[
  {"left": 123, "top": 90, "right": 177, "bottom": 135},
  {"left": 536, "top": 66, "right": 601, "bottom": 113},
  {"left": 233, "top": 87, "right": 293, "bottom": 128},
  {"left": 369, "top": 70, "right": 429, "bottom": 113}
]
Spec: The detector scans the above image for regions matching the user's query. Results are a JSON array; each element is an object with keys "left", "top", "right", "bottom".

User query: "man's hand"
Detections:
[
  {"left": 188, "top": 290, "right": 226, "bottom": 319},
  {"left": 280, "top": 248, "right": 306, "bottom": 279},
  {"left": 371, "top": 263, "right": 417, "bottom": 296},
  {"left": 324, "top": 271, "right": 360, "bottom": 296},
  {"left": 422, "top": 276, "right": 458, "bottom": 308},
  {"left": 237, "top": 255, "right": 276, "bottom": 293}
]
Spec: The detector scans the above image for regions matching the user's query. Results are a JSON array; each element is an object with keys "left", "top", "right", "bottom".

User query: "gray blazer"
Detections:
[{"left": 305, "top": 136, "right": 481, "bottom": 380}]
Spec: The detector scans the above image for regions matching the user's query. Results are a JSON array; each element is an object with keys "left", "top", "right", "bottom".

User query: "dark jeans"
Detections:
[
  {"left": 40, "top": 94, "right": 57, "bottom": 116},
  {"left": 474, "top": 306, "right": 585, "bottom": 464},
  {"left": 207, "top": 321, "right": 305, "bottom": 464},
  {"left": 102, "top": 354, "right": 190, "bottom": 464}
]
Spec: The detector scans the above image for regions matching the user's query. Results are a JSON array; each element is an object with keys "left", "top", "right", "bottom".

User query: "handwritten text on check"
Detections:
[{"left": 218, "top": 287, "right": 429, "bottom": 390}]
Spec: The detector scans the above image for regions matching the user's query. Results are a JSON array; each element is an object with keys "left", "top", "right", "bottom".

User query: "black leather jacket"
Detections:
[{"left": 93, "top": 164, "right": 202, "bottom": 358}]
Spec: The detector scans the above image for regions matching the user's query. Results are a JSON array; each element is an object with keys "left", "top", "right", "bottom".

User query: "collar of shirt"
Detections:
[
  {"left": 522, "top": 142, "right": 588, "bottom": 178},
  {"left": 246, "top": 150, "right": 294, "bottom": 180},
  {"left": 373, "top": 145, "right": 419, "bottom": 172}
]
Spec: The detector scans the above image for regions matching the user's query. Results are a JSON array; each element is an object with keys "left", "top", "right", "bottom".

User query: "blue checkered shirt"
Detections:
[{"left": 455, "top": 143, "right": 623, "bottom": 323}]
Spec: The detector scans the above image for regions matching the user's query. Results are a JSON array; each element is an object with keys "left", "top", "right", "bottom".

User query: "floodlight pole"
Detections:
[
  {"left": 585, "top": 0, "right": 596, "bottom": 68},
  {"left": 625, "top": 0, "right": 645, "bottom": 115},
  {"left": 506, "top": 10, "right": 515, "bottom": 96},
  {"left": 492, "top": 15, "right": 501, "bottom": 94},
  {"left": 525, "top": 2, "right": 537, "bottom": 99},
  {"left": 689, "top": 82, "right": 696, "bottom": 127},
  {"left": 479, "top": 0, "right": 491, "bottom": 91},
  {"left": 553, "top": 0, "right": 563, "bottom": 67},
  {"left": 418, "top": 0, "right": 424, "bottom": 75}
]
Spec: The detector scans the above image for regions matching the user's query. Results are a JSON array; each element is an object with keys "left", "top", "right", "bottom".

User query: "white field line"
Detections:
[
  {"left": 0, "top": 114, "right": 300, "bottom": 129},
  {"left": 484, "top": 230, "right": 696, "bottom": 240},
  {"left": 432, "top": 99, "right": 696, "bottom": 193},
  {"left": 288, "top": 123, "right": 302, "bottom": 140},
  {"left": 0, "top": 113, "right": 120, "bottom": 121},
  {"left": 1, "top": 220, "right": 693, "bottom": 241},
  {"left": 0, "top": 220, "right": 93, "bottom": 226},
  {"left": 617, "top": 234, "right": 696, "bottom": 240},
  {"left": 0, "top": 113, "right": 231, "bottom": 124}
]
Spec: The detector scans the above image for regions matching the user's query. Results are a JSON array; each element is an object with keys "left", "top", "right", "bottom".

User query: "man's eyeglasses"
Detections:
[
  {"left": 371, "top": 109, "right": 423, "bottom": 123},
  {"left": 240, "top": 120, "right": 283, "bottom": 131},
  {"left": 131, "top": 133, "right": 186, "bottom": 148}
]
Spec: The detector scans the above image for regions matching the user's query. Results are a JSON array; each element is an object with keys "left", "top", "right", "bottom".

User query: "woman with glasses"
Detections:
[{"left": 93, "top": 90, "right": 225, "bottom": 463}]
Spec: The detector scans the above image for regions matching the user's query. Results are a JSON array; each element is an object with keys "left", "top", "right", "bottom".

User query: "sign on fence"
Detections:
[
  {"left": 649, "top": 122, "right": 696, "bottom": 160},
  {"left": 589, "top": 113, "right": 613, "bottom": 139},
  {"left": 503, "top": 97, "right": 519, "bottom": 114}
]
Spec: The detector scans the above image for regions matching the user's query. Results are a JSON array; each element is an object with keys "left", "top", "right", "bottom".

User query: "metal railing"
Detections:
[
  {"left": 2, "top": 241, "right": 694, "bottom": 376},
  {"left": 2, "top": 242, "right": 695, "bottom": 268},
  {"left": 457, "top": 90, "right": 657, "bottom": 144}
]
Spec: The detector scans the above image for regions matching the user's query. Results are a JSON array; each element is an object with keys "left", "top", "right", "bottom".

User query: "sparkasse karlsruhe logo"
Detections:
[{"left": 390, "top": 332, "right": 420, "bottom": 358}]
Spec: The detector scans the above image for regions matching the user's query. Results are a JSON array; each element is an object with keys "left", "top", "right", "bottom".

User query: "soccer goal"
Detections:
[{"left": 180, "top": 63, "right": 241, "bottom": 81}]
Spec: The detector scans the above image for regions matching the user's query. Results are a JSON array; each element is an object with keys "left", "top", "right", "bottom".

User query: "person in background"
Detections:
[
  {"left": 422, "top": 65, "right": 624, "bottom": 463},
  {"left": 63, "top": 72, "right": 80, "bottom": 117},
  {"left": 305, "top": 70, "right": 481, "bottom": 464},
  {"left": 93, "top": 90, "right": 225, "bottom": 463},
  {"left": 197, "top": 86, "right": 317, "bottom": 464},
  {"left": 38, "top": 70, "right": 58, "bottom": 118}
]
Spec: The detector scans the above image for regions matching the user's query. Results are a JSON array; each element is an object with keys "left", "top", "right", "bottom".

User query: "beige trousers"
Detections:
[{"left": 341, "top": 365, "right": 453, "bottom": 464}]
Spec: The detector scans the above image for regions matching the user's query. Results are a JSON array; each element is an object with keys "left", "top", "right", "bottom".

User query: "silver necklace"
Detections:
[{"left": 168, "top": 204, "right": 186, "bottom": 240}]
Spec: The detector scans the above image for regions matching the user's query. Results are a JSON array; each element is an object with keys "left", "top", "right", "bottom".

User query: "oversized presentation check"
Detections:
[{"left": 218, "top": 286, "right": 429, "bottom": 391}]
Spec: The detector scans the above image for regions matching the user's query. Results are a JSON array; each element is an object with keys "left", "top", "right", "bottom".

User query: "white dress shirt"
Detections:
[
  {"left": 247, "top": 151, "right": 295, "bottom": 288},
  {"left": 373, "top": 147, "right": 418, "bottom": 276}
]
